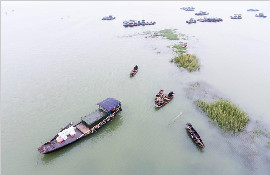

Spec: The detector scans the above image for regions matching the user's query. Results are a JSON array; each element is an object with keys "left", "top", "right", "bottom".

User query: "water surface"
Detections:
[{"left": 1, "top": 1, "right": 270, "bottom": 175}]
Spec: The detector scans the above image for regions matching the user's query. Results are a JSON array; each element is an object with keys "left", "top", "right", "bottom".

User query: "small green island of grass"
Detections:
[
  {"left": 154, "top": 29, "right": 179, "bottom": 40},
  {"left": 170, "top": 54, "right": 200, "bottom": 72},
  {"left": 195, "top": 99, "right": 250, "bottom": 133}
]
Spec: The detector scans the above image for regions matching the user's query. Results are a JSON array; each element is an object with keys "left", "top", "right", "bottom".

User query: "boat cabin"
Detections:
[
  {"left": 97, "top": 98, "right": 121, "bottom": 115},
  {"left": 81, "top": 98, "right": 121, "bottom": 128}
]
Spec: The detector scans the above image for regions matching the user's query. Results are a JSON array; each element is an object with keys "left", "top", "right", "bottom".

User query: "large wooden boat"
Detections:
[
  {"left": 38, "top": 98, "right": 122, "bottom": 154},
  {"left": 186, "top": 123, "right": 205, "bottom": 149},
  {"left": 155, "top": 91, "right": 174, "bottom": 108}
]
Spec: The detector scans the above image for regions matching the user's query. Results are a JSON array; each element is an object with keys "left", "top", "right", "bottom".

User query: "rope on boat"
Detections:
[{"left": 169, "top": 111, "right": 183, "bottom": 126}]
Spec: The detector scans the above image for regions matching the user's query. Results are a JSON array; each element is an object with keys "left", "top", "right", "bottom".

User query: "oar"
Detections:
[{"left": 169, "top": 111, "right": 183, "bottom": 126}]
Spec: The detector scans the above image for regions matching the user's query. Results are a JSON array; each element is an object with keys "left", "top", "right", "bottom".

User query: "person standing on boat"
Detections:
[{"left": 168, "top": 91, "right": 174, "bottom": 97}]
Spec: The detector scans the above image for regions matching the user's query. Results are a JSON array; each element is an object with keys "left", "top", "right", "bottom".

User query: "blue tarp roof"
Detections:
[{"left": 97, "top": 98, "right": 121, "bottom": 111}]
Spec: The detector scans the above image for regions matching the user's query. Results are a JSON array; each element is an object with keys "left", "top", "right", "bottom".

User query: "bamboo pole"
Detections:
[{"left": 169, "top": 111, "right": 183, "bottom": 126}]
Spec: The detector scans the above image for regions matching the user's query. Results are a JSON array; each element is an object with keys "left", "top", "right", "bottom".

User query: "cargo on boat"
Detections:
[
  {"left": 38, "top": 98, "right": 122, "bottom": 154},
  {"left": 186, "top": 123, "right": 205, "bottom": 149}
]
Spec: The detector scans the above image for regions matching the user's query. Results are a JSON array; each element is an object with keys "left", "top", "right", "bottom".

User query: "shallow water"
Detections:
[{"left": 1, "top": 1, "right": 270, "bottom": 175}]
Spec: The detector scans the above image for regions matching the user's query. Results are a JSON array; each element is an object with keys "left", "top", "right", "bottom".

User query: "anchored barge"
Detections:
[{"left": 38, "top": 98, "right": 122, "bottom": 154}]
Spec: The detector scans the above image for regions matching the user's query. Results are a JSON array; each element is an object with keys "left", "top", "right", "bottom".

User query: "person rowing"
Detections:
[{"left": 164, "top": 91, "right": 174, "bottom": 101}]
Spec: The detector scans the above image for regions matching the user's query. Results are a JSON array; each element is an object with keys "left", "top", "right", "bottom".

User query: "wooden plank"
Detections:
[{"left": 76, "top": 123, "right": 90, "bottom": 134}]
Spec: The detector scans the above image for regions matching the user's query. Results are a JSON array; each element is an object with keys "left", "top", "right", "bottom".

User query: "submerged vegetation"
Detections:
[
  {"left": 171, "top": 54, "right": 200, "bottom": 72},
  {"left": 195, "top": 99, "right": 250, "bottom": 133},
  {"left": 172, "top": 44, "right": 187, "bottom": 54},
  {"left": 154, "top": 29, "right": 179, "bottom": 40}
]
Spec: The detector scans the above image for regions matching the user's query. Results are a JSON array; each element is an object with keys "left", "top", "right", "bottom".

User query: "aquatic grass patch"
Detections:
[
  {"left": 195, "top": 99, "right": 250, "bottom": 133},
  {"left": 154, "top": 29, "right": 179, "bottom": 40},
  {"left": 171, "top": 54, "right": 200, "bottom": 72},
  {"left": 172, "top": 44, "right": 187, "bottom": 54}
]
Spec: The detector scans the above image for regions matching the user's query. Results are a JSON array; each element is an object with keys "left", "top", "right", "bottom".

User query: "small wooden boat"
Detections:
[
  {"left": 186, "top": 123, "right": 205, "bottom": 149},
  {"left": 155, "top": 91, "right": 174, "bottom": 108},
  {"left": 155, "top": 90, "right": 164, "bottom": 102},
  {"left": 130, "top": 65, "right": 138, "bottom": 77},
  {"left": 182, "top": 43, "right": 187, "bottom": 48}
]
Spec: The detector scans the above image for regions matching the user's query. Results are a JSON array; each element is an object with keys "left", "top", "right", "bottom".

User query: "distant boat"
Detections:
[
  {"left": 102, "top": 15, "right": 116, "bottom": 20},
  {"left": 186, "top": 18, "right": 196, "bottom": 24},
  {"left": 255, "top": 13, "right": 267, "bottom": 18},
  {"left": 182, "top": 43, "right": 187, "bottom": 48},
  {"left": 247, "top": 9, "right": 259, "bottom": 12},
  {"left": 230, "top": 14, "right": 242, "bottom": 19},
  {"left": 180, "top": 7, "right": 195, "bottom": 11},
  {"left": 195, "top": 11, "right": 209, "bottom": 16},
  {"left": 128, "top": 20, "right": 136, "bottom": 27},
  {"left": 197, "top": 17, "right": 223, "bottom": 22},
  {"left": 130, "top": 65, "right": 138, "bottom": 77},
  {"left": 123, "top": 21, "right": 129, "bottom": 27}
]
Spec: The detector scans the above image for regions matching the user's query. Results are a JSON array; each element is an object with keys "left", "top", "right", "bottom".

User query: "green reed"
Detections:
[
  {"left": 171, "top": 54, "right": 200, "bottom": 72},
  {"left": 154, "top": 29, "right": 179, "bottom": 40},
  {"left": 195, "top": 99, "right": 250, "bottom": 133}
]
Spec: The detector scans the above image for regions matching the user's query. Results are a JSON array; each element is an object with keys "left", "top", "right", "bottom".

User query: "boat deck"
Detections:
[
  {"left": 42, "top": 128, "right": 84, "bottom": 153},
  {"left": 76, "top": 122, "right": 90, "bottom": 135}
]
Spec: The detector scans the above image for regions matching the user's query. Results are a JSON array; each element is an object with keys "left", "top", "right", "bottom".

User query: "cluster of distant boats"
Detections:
[
  {"left": 181, "top": 7, "right": 267, "bottom": 24},
  {"left": 101, "top": 15, "right": 156, "bottom": 27},
  {"left": 123, "top": 20, "right": 156, "bottom": 27}
]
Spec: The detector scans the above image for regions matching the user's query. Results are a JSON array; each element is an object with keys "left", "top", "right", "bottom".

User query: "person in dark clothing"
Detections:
[
  {"left": 134, "top": 65, "right": 138, "bottom": 70},
  {"left": 168, "top": 91, "right": 174, "bottom": 97}
]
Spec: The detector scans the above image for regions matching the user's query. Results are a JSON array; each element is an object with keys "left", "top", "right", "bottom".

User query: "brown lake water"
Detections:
[{"left": 1, "top": 1, "right": 270, "bottom": 175}]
